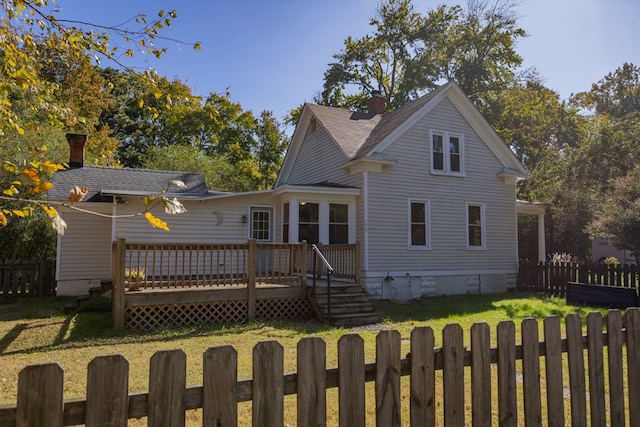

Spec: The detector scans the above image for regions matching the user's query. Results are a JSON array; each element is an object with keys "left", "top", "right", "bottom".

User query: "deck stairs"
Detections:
[
  {"left": 307, "top": 280, "right": 383, "bottom": 327},
  {"left": 64, "top": 280, "right": 112, "bottom": 314}
]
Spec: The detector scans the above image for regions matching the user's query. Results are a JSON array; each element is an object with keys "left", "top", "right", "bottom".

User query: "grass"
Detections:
[{"left": 0, "top": 292, "right": 613, "bottom": 424}]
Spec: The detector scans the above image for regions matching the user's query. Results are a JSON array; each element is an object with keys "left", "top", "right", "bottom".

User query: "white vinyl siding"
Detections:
[
  {"left": 286, "top": 126, "right": 359, "bottom": 187},
  {"left": 365, "top": 98, "right": 518, "bottom": 272},
  {"left": 57, "top": 205, "right": 112, "bottom": 281},
  {"left": 115, "top": 193, "right": 279, "bottom": 244}
]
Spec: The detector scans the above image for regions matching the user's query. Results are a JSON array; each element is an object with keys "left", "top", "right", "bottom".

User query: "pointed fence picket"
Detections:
[{"left": 3, "top": 308, "right": 640, "bottom": 426}]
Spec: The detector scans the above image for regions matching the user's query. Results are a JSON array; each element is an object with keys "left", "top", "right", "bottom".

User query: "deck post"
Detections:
[
  {"left": 247, "top": 239, "right": 256, "bottom": 321},
  {"left": 112, "top": 238, "right": 126, "bottom": 330},
  {"left": 300, "top": 242, "right": 307, "bottom": 296}
]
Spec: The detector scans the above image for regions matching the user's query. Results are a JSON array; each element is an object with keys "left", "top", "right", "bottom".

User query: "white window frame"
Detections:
[
  {"left": 430, "top": 130, "right": 465, "bottom": 175},
  {"left": 466, "top": 202, "right": 486, "bottom": 250},
  {"left": 248, "top": 205, "right": 275, "bottom": 242},
  {"left": 408, "top": 199, "right": 431, "bottom": 250}
]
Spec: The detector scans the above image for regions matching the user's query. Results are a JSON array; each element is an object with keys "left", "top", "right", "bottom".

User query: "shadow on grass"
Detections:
[
  {"left": 0, "top": 293, "right": 613, "bottom": 357},
  {"left": 0, "top": 296, "right": 337, "bottom": 356}
]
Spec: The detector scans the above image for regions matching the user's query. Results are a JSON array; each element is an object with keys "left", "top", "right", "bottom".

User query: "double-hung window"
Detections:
[
  {"left": 408, "top": 199, "right": 430, "bottom": 249},
  {"left": 431, "top": 130, "right": 463, "bottom": 175},
  {"left": 298, "top": 202, "right": 319, "bottom": 244},
  {"left": 467, "top": 203, "right": 485, "bottom": 249},
  {"left": 329, "top": 203, "right": 349, "bottom": 244}
]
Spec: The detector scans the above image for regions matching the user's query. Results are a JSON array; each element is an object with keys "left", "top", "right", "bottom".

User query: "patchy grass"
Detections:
[{"left": 0, "top": 292, "right": 613, "bottom": 425}]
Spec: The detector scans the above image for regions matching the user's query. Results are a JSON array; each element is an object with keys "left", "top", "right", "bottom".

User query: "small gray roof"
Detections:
[
  {"left": 49, "top": 166, "right": 211, "bottom": 202},
  {"left": 307, "top": 84, "right": 446, "bottom": 160}
]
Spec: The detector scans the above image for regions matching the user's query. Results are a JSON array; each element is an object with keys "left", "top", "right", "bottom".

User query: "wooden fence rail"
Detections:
[
  {"left": 519, "top": 261, "right": 639, "bottom": 295},
  {"left": 2, "top": 308, "right": 640, "bottom": 426},
  {"left": 0, "top": 260, "right": 55, "bottom": 297}
]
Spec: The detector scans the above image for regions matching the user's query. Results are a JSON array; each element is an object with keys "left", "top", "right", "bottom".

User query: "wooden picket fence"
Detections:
[
  {"left": 519, "top": 261, "right": 640, "bottom": 295},
  {"left": 3, "top": 308, "right": 640, "bottom": 426},
  {"left": 0, "top": 260, "right": 56, "bottom": 297}
]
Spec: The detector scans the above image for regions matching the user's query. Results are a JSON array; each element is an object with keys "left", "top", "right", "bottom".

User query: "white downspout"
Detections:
[{"left": 363, "top": 170, "right": 369, "bottom": 270}]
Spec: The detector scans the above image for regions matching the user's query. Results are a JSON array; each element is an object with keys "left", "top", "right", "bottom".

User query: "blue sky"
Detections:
[{"left": 55, "top": 0, "right": 639, "bottom": 123}]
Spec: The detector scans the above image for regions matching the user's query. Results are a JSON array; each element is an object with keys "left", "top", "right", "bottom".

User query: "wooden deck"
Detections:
[
  {"left": 125, "top": 282, "right": 303, "bottom": 307},
  {"left": 110, "top": 239, "right": 361, "bottom": 330}
]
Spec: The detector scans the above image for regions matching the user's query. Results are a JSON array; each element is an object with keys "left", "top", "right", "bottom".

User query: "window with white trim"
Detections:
[
  {"left": 298, "top": 202, "right": 319, "bottom": 244},
  {"left": 250, "top": 207, "right": 273, "bottom": 242},
  {"left": 408, "top": 199, "right": 430, "bottom": 249},
  {"left": 467, "top": 203, "right": 485, "bottom": 249},
  {"left": 431, "top": 130, "right": 463, "bottom": 174},
  {"left": 329, "top": 203, "right": 349, "bottom": 244}
]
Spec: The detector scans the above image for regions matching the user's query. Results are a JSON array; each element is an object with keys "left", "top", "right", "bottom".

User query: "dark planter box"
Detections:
[{"left": 566, "top": 281, "right": 639, "bottom": 309}]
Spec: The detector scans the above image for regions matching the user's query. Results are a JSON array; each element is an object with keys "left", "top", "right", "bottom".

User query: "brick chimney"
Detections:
[
  {"left": 66, "top": 133, "right": 87, "bottom": 168},
  {"left": 367, "top": 90, "right": 386, "bottom": 115}
]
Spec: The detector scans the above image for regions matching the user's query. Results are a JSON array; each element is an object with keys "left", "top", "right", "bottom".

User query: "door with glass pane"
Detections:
[{"left": 249, "top": 206, "right": 274, "bottom": 275}]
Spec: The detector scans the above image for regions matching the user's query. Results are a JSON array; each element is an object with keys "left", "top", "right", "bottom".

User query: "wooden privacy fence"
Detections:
[
  {"left": 519, "top": 261, "right": 639, "bottom": 295},
  {"left": 0, "top": 260, "right": 55, "bottom": 297},
  {"left": 3, "top": 308, "right": 640, "bottom": 426}
]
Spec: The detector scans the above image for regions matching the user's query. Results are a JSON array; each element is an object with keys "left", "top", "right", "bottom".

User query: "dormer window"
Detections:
[{"left": 431, "top": 130, "right": 464, "bottom": 175}]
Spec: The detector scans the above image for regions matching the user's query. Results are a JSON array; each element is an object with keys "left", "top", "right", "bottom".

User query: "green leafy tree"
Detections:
[
  {"left": 488, "top": 78, "right": 592, "bottom": 258},
  {"left": 319, "top": 0, "right": 525, "bottom": 112},
  {"left": 422, "top": 0, "right": 526, "bottom": 108},
  {"left": 574, "top": 62, "right": 640, "bottom": 120},
  {"left": 142, "top": 145, "right": 255, "bottom": 192},
  {"left": 1, "top": 1, "right": 197, "bottom": 234},
  {"left": 321, "top": 0, "right": 428, "bottom": 110},
  {"left": 254, "top": 111, "right": 287, "bottom": 190},
  {"left": 587, "top": 166, "right": 640, "bottom": 265}
]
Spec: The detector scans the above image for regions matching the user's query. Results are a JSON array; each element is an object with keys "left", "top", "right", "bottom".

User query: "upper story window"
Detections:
[
  {"left": 467, "top": 203, "right": 485, "bottom": 249},
  {"left": 431, "top": 130, "right": 464, "bottom": 175}
]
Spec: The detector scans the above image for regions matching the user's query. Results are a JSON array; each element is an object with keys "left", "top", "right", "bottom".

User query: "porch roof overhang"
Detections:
[
  {"left": 101, "top": 189, "right": 252, "bottom": 201},
  {"left": 517, "top": 199, "right": 545, "bottom": 216},
  {"left": 273, "top": 184, "right": 361, "bottom": 198},
  {"left": 340, "top": 156, "right": 397, "bottom": 175}
]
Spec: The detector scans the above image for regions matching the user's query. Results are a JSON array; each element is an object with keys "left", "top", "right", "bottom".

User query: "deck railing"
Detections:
[
  {"left": 111, "top": 238, "right": 308, "bottom": 329},
  {"left": 2, "top": 308, "right": 639, "bottom": 425},
  {"left": 307, "top": 243, "right": 360, "bottom": 283}
]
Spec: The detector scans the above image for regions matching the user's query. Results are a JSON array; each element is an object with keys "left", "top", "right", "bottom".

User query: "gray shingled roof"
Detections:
[
  {"left": 49, "top": 166, "right": 211, "bottom": 202},
  {"left": 308, "top": 84, "right": 447, "bottom": 160}
]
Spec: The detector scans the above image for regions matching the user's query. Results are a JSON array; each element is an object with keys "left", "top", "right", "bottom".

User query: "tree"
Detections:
[
  {"left": 320, "top": 0, "right": 428, "bottom": 110},
  {"left": 319, "top": 0, "right": 525, "bottom": 112},
  {"left": 1, "top": 1, "right": 197, "bottom": 233},
  {"left": 142, "top": 145, "right": 255, "bottom": 192},
  {"left": 421, "top": 0, "right": 526, "bottom": 108},
  {"left": 574, "top": 62, "right": 640, "bottom": 120},
  {"left": 587, "top": 166, "right": 640, "bottom": 265},
  {"left": 254, "top": 111, "right": 287, "bottom": 190}
]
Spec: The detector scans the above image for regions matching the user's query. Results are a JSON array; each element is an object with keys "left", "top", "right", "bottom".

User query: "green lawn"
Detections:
[{"left": 0, "top": 292, "right": 613, "bottom": 424}]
